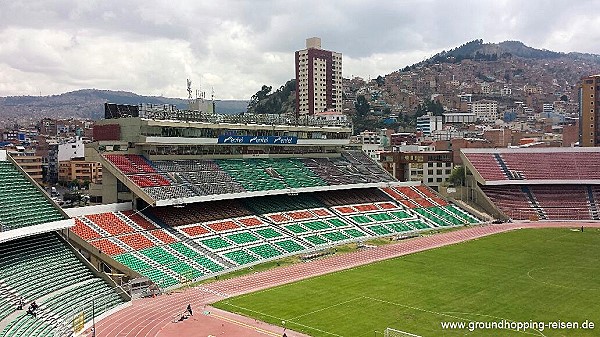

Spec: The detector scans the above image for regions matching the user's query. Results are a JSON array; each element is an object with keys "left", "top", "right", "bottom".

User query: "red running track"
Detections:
[{"left": 88, "top": 222, "right": 600, "bottom": 337}]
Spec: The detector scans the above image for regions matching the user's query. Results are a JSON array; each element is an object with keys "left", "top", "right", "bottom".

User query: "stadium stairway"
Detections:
[
  {"left": 586, "top": 186, "right": 600, "bottom": 220},
  {"left": 139, "top": 211, "right": 235, "bottom": 270},
  {"left": 521, "top": 186, "right": 547, "bottom": 220},
  {"left": 164, "top": 225, "right": 235, "bottom": 270}
]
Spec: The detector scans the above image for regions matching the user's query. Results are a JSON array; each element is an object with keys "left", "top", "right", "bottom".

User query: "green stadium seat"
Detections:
[
  {"left": 223, "top": 250, "right": 259, "bottom": 265},
  {"left": 303, "top": 235, "right": 328, "bottom": 245},
  {"left": 248, "top": 244, "right": 282, "bottom": 259},
  {"left": 226, "top": 232, "right": 260, "bottom": 245},
  {"left": 368, "top": 225, "right": 392, "bottom": 235},
  {"left": 274, "top": 240, "right": 305, "bottom": 253},
  {"left": 255, "top": 227, "right": 284, "bottom": 239},
  {"left": 199, "top": 237, "right": 233, "bottom": 250}
]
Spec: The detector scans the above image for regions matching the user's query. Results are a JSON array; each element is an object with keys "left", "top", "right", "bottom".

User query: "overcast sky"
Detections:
[{"left": 0, "top": 0, "right": 599, "bottom": 100}]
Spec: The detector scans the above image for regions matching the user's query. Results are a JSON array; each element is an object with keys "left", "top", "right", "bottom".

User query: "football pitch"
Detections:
[{"left": 213, "top": 228, "right": 600, "bottom": 336}]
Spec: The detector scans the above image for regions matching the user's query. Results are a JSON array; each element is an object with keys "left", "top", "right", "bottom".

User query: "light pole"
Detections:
[{"left": 92, "top": 297, "right": 96, "bottom": 337}]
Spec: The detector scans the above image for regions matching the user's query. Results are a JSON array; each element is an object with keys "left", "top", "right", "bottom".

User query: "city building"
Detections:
[
  {"left": 380, "top": 149, "right": 453, "bottom": 190},
  {"left": 471, "top": 99, "right": 499, "bottom": 122},
  {"left": 58, "top": 137, "right": 85, "bottom": 162},
  {"left": 295, "top": 37, "right": 342, "bottom": 117},
  {"left": 443, "top": 112, "right": 476, "bottom": 124},
  {"left": 8, "top": 147, "right": 44, "bottom": 183},
  {"left": 58, "top": 159, "right": 102, "bottom": 184},
  {"left": 390, "top": 133, "right": 418, "bottom": 146},
  {"left": 352, "top": 130, "right": 390, "bottom": 163},
  {"left": 579, "top": 74, "right": 600, "bottom": 146},
  {"left": 313, "top": 111, "right": 348, "bottom": 123},
  {"left": 416, "top": 113, "right": 443, "bottom": 136}
]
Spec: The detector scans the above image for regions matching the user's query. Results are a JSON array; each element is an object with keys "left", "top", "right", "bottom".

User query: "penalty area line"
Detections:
[{"left": 222, "top": 302, "right": 343, "bottom": 337}]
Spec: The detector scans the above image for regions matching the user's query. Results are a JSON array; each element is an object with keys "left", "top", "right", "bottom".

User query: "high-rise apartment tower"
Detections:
[
  {"left": 580, "top": 75, "right": 600, "bottom": 146},
  {"left": 295, "top": 37, "right": 342, "bottom": 117}
]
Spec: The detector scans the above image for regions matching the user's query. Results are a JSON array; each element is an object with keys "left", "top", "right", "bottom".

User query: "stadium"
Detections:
[{"left": 0, "top": 102, "right": 599, "bottom": 337}]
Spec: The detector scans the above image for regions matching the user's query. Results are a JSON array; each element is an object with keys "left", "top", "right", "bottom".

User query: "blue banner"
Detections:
[{"left": 217, "top": 135, "right": 298, "bottom": 145}]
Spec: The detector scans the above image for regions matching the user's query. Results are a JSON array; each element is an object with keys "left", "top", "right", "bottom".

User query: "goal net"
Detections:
[{"left": 384, "top": 327, "right": 423, "bottom": 337}]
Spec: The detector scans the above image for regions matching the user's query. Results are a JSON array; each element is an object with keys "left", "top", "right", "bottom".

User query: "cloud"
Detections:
[{"left": 0, "top": 0, "right": 599, "bottom": 99}]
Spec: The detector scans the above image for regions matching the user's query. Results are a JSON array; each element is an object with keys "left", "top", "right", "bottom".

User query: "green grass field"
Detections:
[{"left": 213, "top": 228, "right": 600, "bottom": 336}]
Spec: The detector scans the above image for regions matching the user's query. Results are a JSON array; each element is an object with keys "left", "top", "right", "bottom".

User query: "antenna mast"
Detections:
[{"left": 186, "top": 79, "right": 193, "bottom": 100}]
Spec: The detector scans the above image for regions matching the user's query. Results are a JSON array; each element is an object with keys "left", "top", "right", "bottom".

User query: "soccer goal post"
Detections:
[{"left": 384, "top": 327, "right": 423, "bottom": 337}]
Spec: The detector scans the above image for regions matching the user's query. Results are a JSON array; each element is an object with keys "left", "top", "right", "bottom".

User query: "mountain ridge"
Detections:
[
  {"left": 0, "top": 89, "right": 248, "bottom": 126},
  {"left": 2, "top": 39, "right": 599, "bottom": 127}
]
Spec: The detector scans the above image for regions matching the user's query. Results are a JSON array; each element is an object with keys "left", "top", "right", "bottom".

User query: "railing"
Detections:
[
  {"left": 505, "top": 207, "right": 596, "bottom": 221},
  {"left": 140, "top": 108, "right": 352, "bottom": 128}
]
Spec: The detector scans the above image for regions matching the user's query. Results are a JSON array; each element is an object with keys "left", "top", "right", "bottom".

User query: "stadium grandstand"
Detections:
[
  {"left": 56, "top": 103, "right": 483, "bottom": 295},
  {"left": 0, "top": 150, "right": 130, "bottom": 337},
  {"left": 461, "top": 147, "right": 600, "bottom": 221}
]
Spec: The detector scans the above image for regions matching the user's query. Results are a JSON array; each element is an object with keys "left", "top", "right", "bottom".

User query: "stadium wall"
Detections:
[
  {"left": 465, "top": 176, "right": 508, "bottom": 220},
  {"left": 58, "top": 231, "right": 132, "bottom": 301},
  {"left": 63, "top": 202, "right": 132, "bottom": 217},
  {"left": 65, "top": 228, "right": 143, "bottom": 286},
  {"left": 0, "top": 219, "right": 74, "bottom": 244}
]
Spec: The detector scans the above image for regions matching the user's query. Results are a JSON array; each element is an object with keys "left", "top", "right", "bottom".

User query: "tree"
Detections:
[
  {"left": 415, "top": 99, "right": 444, "bottom": 117},
  {"left": 354, "top": 95, "right": 370, "bottom": 118},
  {"left": 247, "top": 85, "right": 273, "bottom": 112},
  {"left": 246, "top": 80, "right": 296, "bottom": 115},
  {"left": 447, "top": 166, "right": 466, "bottom": 186}
]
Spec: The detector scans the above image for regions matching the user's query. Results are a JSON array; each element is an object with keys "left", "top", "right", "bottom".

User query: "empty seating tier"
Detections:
[
  {"left": 148, "top": 229, "right": 178, "bottom": 244},
  {"left": 71, "top": 219, "right": 101, "bottom": 240},
  {"left": 464, "top": 149, "right": 600, "bottom": 182},
  {"left": 199, "top": 237, "right": 232, "bottom": 250},
  {"left": 274, "top": 240, "right": 305, "bottom": 253},
  {"left": 223, "top": 250, "right": 259, "bottom": 265},
  {"left": 243, "top": 194, "right": 324, "bottom": 214},
  {"left": 482, "top": 184, "right": 596, "bottom": 220},
  {"left": 226, "top": 232, "right": 260, "bottom": 245},
  {"left": 145, "top": 199, "right": 252, "bottom": 227},
  {"left": 119, "top": 233, "right": 155, "bottom": 250},
  {"left": 0, "top": 161, "right": 64, "bottom": 231},
  {"left": 0, "top": 233, "right": 127, "bottom": 336},
  {"left": 316, "top": 188, "right": 391, "bottom": 206},
  {"left": 255, "top": 228, "right": 283, "bottom": 239},
  {"left": 68, "top": 185, "right": 479, "bottom": 290},
  {"left": 90, "top": 238, "right": 126, "bottom": 256},
  {"left": 248, "top": 244, "right": 282, "bottom": 259},
  {"left": 104, "top": 153, "right": 397, "bottom": 202},
  {"left": 85, "top": 212, "right": 134, "bottom": 236}
]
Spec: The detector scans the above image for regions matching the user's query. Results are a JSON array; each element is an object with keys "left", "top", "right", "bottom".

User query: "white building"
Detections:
[
  {"left": 500, "top": 87, "right": 512, "bottom": 96},
  {"left": 471, "top": 100, "right": 498, "bottom": 122},
  {"left": 416, "top": 113, "right": 443, "bottom": 136},
  {"left": 314, "top": 111, "right": 348, "bottom": 123},
  {"left": 57, "top": 137, "right": 85, "bottom": 162},
  {"left": 354, "top": 130, "right": 389, "bottom": 164}
]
